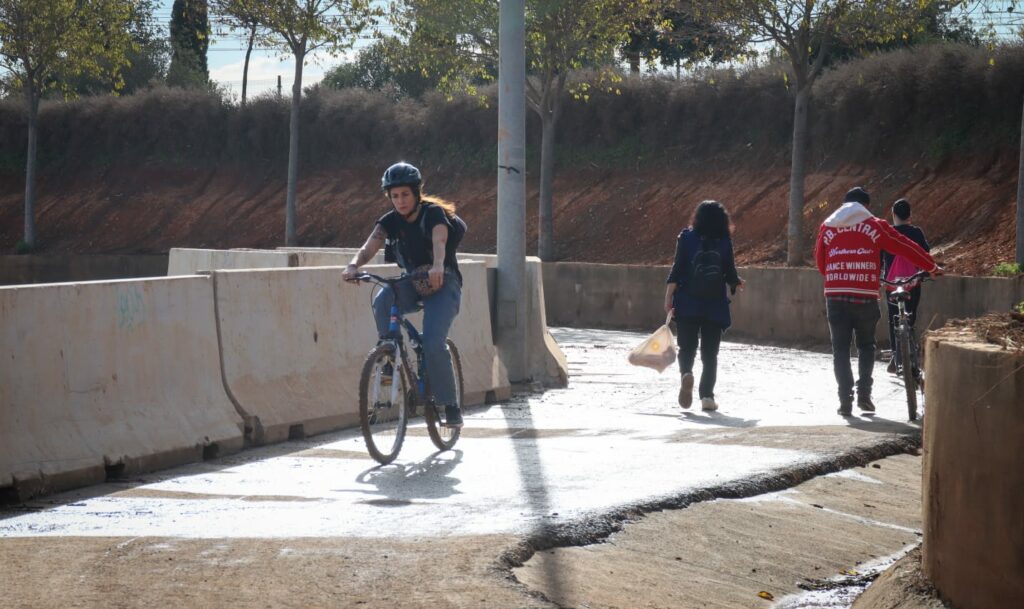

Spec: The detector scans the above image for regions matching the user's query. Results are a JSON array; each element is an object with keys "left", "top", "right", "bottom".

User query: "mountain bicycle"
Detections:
[
  {"left": 881, "top": 270, "right": 931, "bottom": 421},
  {"left": 351, "top": 272, "right": 464, "bottom": 464}
]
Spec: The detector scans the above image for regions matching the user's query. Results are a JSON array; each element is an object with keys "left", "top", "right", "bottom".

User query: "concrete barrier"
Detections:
[
  {"left": 922, "top": 327, "right": 1023, "bottom": 609},
  {"left": 186, "top": 247, "right": 567, "bottom": 389},
  {"left": 167, "top": 248, "right": 297, "bottom": 275},
  {"left": 211, "top": 261, "right": 509, "bottom": 445},
  {"left": 456, "top": 254, "right": 568, "bottom": 387},
  {"left": 541, "top": 262, "right": 1024, "bottom": 347},
  {"left": 0, "top": 276, "right": 245, "bottom": 500},
  {"left": 0, "top": 254, "right": 168, "bottom": 286}
]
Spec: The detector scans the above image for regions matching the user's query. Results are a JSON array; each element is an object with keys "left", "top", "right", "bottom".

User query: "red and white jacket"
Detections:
[{"left": 814, "top": 202, "right": 938, "bottom": 300}]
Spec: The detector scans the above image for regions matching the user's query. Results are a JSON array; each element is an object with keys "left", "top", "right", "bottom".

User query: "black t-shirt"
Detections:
[
  {"left": 882, "top": 223, "right": 930, "bottom": 276},
  {"left": 376, "top": 203, "right": 461, "bottom": 280}
]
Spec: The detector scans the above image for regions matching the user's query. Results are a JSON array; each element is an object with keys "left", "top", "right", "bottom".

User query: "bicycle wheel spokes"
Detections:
[{"left": 359, "top": 345, "right": 408, "bottom": 464}]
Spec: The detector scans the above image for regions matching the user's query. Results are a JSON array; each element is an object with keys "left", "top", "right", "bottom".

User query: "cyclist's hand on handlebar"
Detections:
[
  {"left": 342, "top": 264, "right": 360, "bottom": 283},
  {"left": 429, "top": 264, "right": 445, "bottom": 291}
]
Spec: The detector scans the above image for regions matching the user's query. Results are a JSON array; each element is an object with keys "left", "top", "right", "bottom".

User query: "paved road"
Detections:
[{"left": 0, "top": 328, "right": 922, "bottom": 607}]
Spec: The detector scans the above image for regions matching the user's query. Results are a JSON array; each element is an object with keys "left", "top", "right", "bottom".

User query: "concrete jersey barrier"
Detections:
[
  {"left": 0, "top": 276, "right": 245, "bottom": 499},
  {"left": 168, "top": 248, "right": 298, "bottom": 276},
  {"left": 212, "top": 261, "right": 509, "bottom": 445}
]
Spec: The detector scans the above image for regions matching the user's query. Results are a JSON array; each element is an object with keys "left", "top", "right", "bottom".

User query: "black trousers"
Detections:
[
  {"left": 676, "top": 317, "right": 723, "bottom": 399},
  {"left": 826, "top": 298, "right": 881, "bottom": 403},
  {"left": 887, "top": 286, "right": 922, "bottom": 366}
]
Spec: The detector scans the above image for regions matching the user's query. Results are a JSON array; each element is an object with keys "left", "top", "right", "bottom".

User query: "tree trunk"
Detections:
[
  {"left": 787, "top": 85, "right": 810, "bottom": 266},
  {"left": 241, "top": 24, "right": 256, "bottom": 105},
  {"left": 23, "top": 85, "right": 39, "bottom": 249},
  {"left": 537, "top": 107, "right": 558, "bottom": 261},
  {"left": 627, "top": 50, "right": 640, "bottom": 74},
  {"left": 285, "top": 49, "right": 304, "bottom": 246},
  {"left": 1016, "top": 93, "right": 1024, "bottom": 266}
]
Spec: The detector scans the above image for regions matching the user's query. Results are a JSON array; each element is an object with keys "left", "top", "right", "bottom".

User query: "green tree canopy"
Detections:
[{"left": 167, "top": 0, "right": 210, "bottom": 88}]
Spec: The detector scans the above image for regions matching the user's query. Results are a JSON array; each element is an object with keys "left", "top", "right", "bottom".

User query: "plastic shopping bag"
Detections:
[{"left": 627, "top": 313, "right": 677, "bottom": 373}]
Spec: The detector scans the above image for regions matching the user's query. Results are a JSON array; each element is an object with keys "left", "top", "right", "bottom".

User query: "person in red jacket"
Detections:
[{"left": 814, "top": 187, "right": 941, "bottom": 417}]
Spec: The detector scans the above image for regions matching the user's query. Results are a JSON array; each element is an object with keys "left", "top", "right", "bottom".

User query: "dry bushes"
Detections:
[{"left": 0, "top": 43, "right": 1020, "bottom": 173}]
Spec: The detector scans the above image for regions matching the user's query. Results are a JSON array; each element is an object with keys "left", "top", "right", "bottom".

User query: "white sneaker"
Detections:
[{"left": 701, "top": 397, "right": 718, "bottom": 412}]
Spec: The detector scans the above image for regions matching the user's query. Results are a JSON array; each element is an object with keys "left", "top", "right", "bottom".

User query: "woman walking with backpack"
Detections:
[{"left": 664, "top": 201, "right": 744, "bottom": 411}]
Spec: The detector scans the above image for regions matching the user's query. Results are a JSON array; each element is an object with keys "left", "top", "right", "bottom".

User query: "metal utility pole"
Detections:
[
  {"left": 1017, "top": 94, "right": 1024, "bottom": 266},
  {"left": 496, "top": 0, "right": 528, "bottom": 383}
]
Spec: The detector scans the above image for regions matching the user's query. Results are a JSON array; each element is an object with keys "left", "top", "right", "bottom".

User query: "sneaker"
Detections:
[
  {"left": 857, "top": 397, "right": 876, "bottom": 413},
  {"left": 700, "top": 397, "right": 718, "bottom": 412},
  {"left": 886, "top": 358, "right": 897, "bottom": 374},
  {"left": 679, "top": 373, "right": 694, "bottom": 409},
  {"left": 444, "top": 404, "right": 463, "bottom": 428},
  {"left": 838, "top": 400, "right": 853, "bottom": 417}
]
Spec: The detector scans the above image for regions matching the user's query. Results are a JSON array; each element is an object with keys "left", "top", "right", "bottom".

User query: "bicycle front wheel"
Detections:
[
  {"left": 425, "top": 339, "right": 464, "bottom": 451},
  {"left": 359, "top": 343, "right": 408, "bottom": 464},
  {"left": 899, "top": 328, "right": 918, "bottom": 421}
]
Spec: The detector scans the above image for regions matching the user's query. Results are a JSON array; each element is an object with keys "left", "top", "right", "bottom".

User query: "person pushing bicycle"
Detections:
[
  {"left": 814, "top": 187, "right": 941, "bottom": 418},
  {"left": 342, "top": 162, "right": 467, "bottom": 428}
]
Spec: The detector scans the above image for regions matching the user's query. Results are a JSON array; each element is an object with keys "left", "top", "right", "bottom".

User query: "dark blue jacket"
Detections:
[{"left": 667, "top": 229, "right": 741, "bottom": 329}]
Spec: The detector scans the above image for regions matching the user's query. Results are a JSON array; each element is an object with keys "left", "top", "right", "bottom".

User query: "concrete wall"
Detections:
[
  {"left": 175, "top": 247, "right": 568, "bottom": 388},
  {"left": 542, "top": 262, "right": 1024, "bottom": 346},
  {"left": 212, "top": 261, "right": 509, "bottom": 445},
  {"left": 0, "top": 254, "right": 168, "bottom": 286},
  {"left": 167, "top": 248, "right": 297, "bottom": 275},
  {"left": 922, "top": 328, "right": 1024, "bottom": 609},
  {"left": 0, "top": 277, "right": 245, "bottom": 499}
]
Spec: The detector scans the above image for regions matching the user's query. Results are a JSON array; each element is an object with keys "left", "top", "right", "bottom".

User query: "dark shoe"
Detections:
[
  {"left": 679, "top": 373, "right": 694, "bottom": 409},
  {"left": 857, "top": 397, "right": 876, "bottom": 413},
  {"left": 444, "top": 404, "right": 463, "bottom": 428},
  {"left": 838, "top": 401, "right": 853, "bottom": 417},
  {"left": 886, "top": 358, "right": 897, "bottom": 374}
]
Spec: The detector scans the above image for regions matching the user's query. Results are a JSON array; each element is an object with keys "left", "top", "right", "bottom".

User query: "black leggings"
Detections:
[{"left": 676, "top": 317, "right": 723, "bottom": 399}]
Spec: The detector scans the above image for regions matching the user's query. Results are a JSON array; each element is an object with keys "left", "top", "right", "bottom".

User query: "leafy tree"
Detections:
[
  {"left": 63, "top": 0, "right": 169, "bottom": 95},
  {"left": 244, "top": 0, "right": 379, "bottom": 246},
  {"left": 395, "top": 0, "right": 659, "bottom": 260},
  {"left": 211, "top": 0, "right": 261, "bottom": 104},
  {"left": 697, "top": 0, "right": 958, "bottom": 265},
  {"left": 0, "top": 0, "right": 134, "bottom": 249},
  {"left": 167, "top": 0, "right": 210, "bottom": 88},
  {"left": 622, "top": 2, "right": 746, "bottom": 74},
  {"left": 321, "top": 37, "right": 439, "bottom": 97}
]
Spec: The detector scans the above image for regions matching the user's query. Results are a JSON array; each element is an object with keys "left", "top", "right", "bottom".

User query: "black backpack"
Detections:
[
  {"left": 384, "top": 203, "right": 467, "bottom": 266},
  {"left": 686, "top": 238, "right": 725, "bottom": 299}
]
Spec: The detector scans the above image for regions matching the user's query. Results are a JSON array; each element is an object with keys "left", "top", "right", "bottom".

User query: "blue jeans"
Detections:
[
  {"left": 826, "top": 298, "right": 881, "bottom": 403},
  {"left": 372, "top": 272, "right": 462, "bottom": 406}
]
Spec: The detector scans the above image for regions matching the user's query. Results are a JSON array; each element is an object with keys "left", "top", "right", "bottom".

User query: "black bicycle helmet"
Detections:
[{"left": 381, "top": 162, "right": 422, "bottom": 191}]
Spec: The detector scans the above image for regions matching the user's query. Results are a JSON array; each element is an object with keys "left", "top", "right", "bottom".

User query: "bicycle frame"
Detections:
[{"left": 361, "top": 274, "right": 433, "bottom": 412}]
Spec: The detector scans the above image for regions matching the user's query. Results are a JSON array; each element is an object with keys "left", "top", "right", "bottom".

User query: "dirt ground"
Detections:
[
  {"left": 0, "top": 152, "right": 1018, "bottom": 275},
  {"left": 514, "top": 453, "right": 925, "bottom": 609}
]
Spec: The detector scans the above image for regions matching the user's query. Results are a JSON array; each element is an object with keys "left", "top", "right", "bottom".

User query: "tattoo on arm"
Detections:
[
  {"left": 350, "top": 225, "right": 387, "bottom": 267},
  {"left": 431, "top": 224, "right": 448, "bottom": 267}
]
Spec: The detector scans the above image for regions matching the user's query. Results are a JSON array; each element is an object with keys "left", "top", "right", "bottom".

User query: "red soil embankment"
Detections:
[{"left": 0, "top": 153, "right": 1017, "bottom": 275}]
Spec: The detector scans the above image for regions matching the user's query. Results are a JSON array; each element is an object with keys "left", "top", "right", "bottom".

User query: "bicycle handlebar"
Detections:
[{"left": 880, "top": 270, "right": 931, "bottom": 287}]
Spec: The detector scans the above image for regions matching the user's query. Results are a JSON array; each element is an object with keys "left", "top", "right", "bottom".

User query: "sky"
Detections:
[{"left": 154, "top": 1, "right": 386, "bottom": 98}]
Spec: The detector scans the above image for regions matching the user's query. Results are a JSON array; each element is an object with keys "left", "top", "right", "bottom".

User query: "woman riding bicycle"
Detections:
[{"left": 341, "top": 162, "right": 465, "bottom": 428}]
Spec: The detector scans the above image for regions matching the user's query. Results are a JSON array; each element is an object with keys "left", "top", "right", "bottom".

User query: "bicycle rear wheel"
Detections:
[
  {"left": 899, "top": 328, "right": 918, "bottom": 421},
  {"left": 425, "top": 339, "right": 464, "bottom": 451},
  {"left": 359, "top": 343, "right": 408, "bottom": 464}
]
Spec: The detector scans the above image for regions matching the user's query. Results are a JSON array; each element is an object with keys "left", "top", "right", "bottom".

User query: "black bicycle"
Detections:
[
  {"left": 881, "top": 270, "right": 930, "bottom": 421},
  {"left": 352, "top": 272, "right": 464, "bottom": 464}
]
